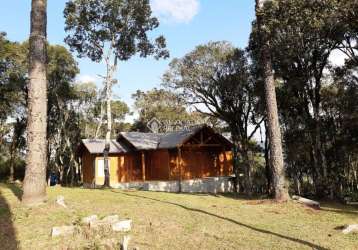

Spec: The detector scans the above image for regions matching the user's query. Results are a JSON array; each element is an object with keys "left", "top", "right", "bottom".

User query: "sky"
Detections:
[{"left": 0, "top": 0, "right": 255, "bottom": 121}]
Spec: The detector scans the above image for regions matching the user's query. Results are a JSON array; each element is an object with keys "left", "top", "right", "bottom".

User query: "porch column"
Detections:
[{"left": 141, "top": 152, "right": 146, "bottom": 181}]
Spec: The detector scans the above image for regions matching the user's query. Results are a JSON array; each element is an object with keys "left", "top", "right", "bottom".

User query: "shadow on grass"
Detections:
[
  {"left": 0, "top": 187, "right": 19, "bottom": 249},
  {"left": 183, "top": 192, "right": 270, "bottom": 200},
  {"left": 5, "top": 183, "right": 23, "bottom": 201},
  {"left": 320, "top": 202, "right": 358, "bottom": 216},
  {"left": 113, "top": 190, "right": 328, "bottom": 250},
  {"left": 119, "top": 189, "right": 266, "bottom": 201}
]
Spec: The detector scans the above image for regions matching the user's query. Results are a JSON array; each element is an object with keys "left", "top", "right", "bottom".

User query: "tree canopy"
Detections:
[
  {"left": 163, "top": 41, "right": 263, "bottom": 195},
  {"left": 249, "top": 0, "right": 358, "bottom": 198},
  {"left": 64, "top": 0, "right": 169, "bottom": 62}
]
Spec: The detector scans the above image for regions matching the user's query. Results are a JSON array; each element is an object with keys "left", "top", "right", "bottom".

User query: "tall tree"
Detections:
[
  {"left": 64, "top": 0, "right": 169, "bottom": 187},
  {"left": 250, "top": 0, "right": 358, "bottom": 199},
  {"left": 253, "top": 0, "right": 357, "bottom": 198},
  {"left": 163, "top": 42, "right": 263, "bottom": 195},
  {"left": 0, "top": 34, "right": 27, "bottom": 182},
  {"left": 254, "top": 0, "right": 289, "bottom": 201},
  {"left": 22, "top": 0, "right": 48, "bottom": 205},
  {"left": 46, "top": 45, "right": 80, "bottom": 185}
]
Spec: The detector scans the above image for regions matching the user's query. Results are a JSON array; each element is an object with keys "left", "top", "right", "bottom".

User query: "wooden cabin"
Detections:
[{"left": 78, "top": 125, "right": 233, "bottom": 187}]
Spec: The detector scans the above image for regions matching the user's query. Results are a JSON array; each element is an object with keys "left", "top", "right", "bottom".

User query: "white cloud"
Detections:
[
  {"left": 151, "top": 0, "right": 200, "bottom": 24},
  {"left": 76, "top": 74, "right": 99, "bottom": 84}
]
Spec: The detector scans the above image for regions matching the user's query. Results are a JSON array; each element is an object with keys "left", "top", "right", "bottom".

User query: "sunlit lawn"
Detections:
[{"left": 0, "top": 183, "right": 357, "bottom": 250}]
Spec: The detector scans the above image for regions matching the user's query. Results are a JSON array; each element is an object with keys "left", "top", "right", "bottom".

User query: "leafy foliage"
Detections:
[
  {"left": 0, "top": 33, "right": 27, "bottom": 181},
  {"left": 164, "top": 41, "right": 264, "bottom": 194},
  {"left": 0, "top": 33, "right": 27, "bottom": 122},
  {"left": 249, "top": 0, "right": 358, "bottom": 198},
  {"left": 64, "top": 0, "right": 169, "bottom": 62}
]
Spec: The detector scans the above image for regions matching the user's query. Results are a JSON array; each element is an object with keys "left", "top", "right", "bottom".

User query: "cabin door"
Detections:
[{"left": 96, "top": 158, "right": 106, "bottom": 186}]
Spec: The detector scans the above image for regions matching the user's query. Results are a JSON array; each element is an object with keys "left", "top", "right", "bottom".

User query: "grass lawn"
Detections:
[{"left": 0, "top": 183, "right": 357, "bottom": 250}]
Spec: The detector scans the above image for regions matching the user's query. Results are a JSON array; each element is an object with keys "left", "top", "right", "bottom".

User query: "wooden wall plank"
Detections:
[{"left": 81, "top": 148, "right": 233, "bottom": 184}]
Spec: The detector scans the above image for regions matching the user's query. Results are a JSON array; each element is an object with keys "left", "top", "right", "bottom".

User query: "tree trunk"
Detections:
[
  {"left": 65, "top": 136, "right": 76, "bottom": 186},
  {"left": 9, "top": 135, "right": 16, "bottom": 183},
  {"left": 264, "top": 120, "right": 272, "bottom": 196},
  {"left": 22, "top": 0, "right": 48, "bottom": 206},
  {"left": 230, "top": 128, "right": 241, "bottom": 193},
  {"left": 95, "top": 99, "right": 105, "bottom": 139},
  {"left": 294, "top": 174, "right": 301, "bottom": 196},
  {"left": 59, "top": 166, "right": 64, "bottom": 185},
  {"left": 103, "top": 78, "right": 112, "bottom": 188},
  {"left": 241, "top": 141, "right": 252, "bottom": 197},
  {"left": 103, "top": 57, "right": 117, "bottom": 188},
  {"left": 255, "top": 0, "right": 289, "bottom": 202},
  {"left": 292, "top": 195, "right": 320, "bottom": 209},
  {"left": 102, "top": 47, "right": 118, "bottom": 188},
  {"left": 312, "top": 104, "right": 328, "bottom": 198},
  {"left": 232, "top": 139, "right": 240, "bottom": 193},
  {"left": 9, "top": 162, "right": 15, "bottom": 183}
]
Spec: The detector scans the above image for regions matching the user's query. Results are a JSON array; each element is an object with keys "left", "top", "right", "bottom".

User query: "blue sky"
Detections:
[{"left": 0, "top": 0, "right": 255, "bottom": 120}]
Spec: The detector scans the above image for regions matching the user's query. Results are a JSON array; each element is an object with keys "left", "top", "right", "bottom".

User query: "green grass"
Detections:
[{"left": 0, "top": 183, "right": 357, "bottom": 249}]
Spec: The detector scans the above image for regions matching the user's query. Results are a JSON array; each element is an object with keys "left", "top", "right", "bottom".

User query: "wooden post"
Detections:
[
  {"left": 221, "top": 147, "right": 225, "bottom": 176},
  {"left": 141, "top": 152, "right": 146, "bottom": 181},
  {"left": 178, "top": 147, "right": 182, "bottom": 192},
  {"left": 93, "top": 156, "right": 97, "bottom": 187},
  {"left": 167, "top": 150, "right": 171, "bottom": 180}
]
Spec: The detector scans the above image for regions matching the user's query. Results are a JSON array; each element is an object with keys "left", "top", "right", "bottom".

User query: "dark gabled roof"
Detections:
[
  {"left": 80, "top": 126, "right": 232, "bottom": 155},
  {"left": 157, "top": 126, "right": 203, "bottom": 149},
  {"left": 81, "top": 139, "right": 129, "bottom": 154},
  {"left": 118, "top": 132, "right": 161, "bottom": 150},
  {"left": 119, "top": 127, "right": 202, "bottom": 150},
  {"left": 118, "top": 125, "right": 232, "bottom": 151}
]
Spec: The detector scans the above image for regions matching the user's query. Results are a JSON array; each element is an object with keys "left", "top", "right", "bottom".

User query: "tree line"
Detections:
[
  {"left": 0, "top": 0, "right": 357, "bottom": 205},
  {"left": 162, "top": 0, "right": 357, "bottom": 200}
]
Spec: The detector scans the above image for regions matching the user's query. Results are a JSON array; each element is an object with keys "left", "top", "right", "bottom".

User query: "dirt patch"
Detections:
[
  {"left": 246, "top": 200, "right": 275, "bottom": 205},
  {"left": 304, "top": 206, "right": 320, "bottom": 214},
  {"left": 334, "top": 225, "right": 346, "bottom": 230},
  {"left": 266, "top": 209, "right": 282, "bottom": 215}
]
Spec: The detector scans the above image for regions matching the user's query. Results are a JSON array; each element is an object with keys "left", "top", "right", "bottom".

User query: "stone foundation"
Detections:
[{"left": 84, "top": 176, "right": 234, "bottom": 193}]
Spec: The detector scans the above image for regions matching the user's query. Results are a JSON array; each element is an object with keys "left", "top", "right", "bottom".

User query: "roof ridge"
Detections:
[{"left": 81, "top": 139, "right": 129, "bottom": 154}]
